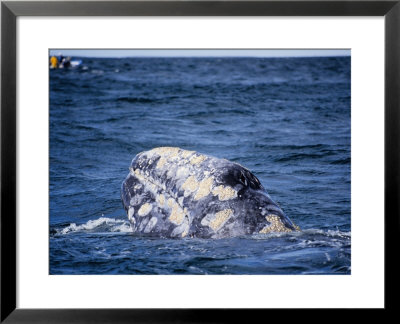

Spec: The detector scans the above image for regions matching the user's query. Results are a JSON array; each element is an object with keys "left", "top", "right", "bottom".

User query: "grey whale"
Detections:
[{"left": 121, "top": 147, "right": 299, "bottom": 238}]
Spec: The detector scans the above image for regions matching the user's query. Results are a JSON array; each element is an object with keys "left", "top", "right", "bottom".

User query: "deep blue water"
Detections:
[{"left": 49, "top": 55, "right": 351, "bottom": 274}]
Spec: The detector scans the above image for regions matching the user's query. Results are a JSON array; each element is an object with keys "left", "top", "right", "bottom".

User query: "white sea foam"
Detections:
[
  {"left": 57, "top": 217, "right": 132, "bottom": 235},
  {"left": 250, "top": 228, "right": 351, "bottom": 242}
]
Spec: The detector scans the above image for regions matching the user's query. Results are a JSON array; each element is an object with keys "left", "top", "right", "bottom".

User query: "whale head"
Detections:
[
  {"left": 216, "top": 163, "right": 298, "bottom": 234},
  {"left": 121, "top": 147, "right": 299, "bottom": 238}
]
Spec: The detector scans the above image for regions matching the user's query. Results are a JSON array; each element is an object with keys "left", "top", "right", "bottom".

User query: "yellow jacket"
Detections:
[{"left": 50, "top": 56, "right": 58, "bottom": 68}]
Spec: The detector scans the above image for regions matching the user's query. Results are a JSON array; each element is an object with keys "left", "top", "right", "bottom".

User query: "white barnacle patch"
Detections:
[
  {"left": 167, "top": 148, "right": 181, "bottom": 160},
  {"left": 138, "top": 203, "right": 152, "bottom": 217},
  {"left": 167, "top": 198, "right": 175, "bottom": 209},
  {"left": 166, "top": 168, "right": 175, "bottom": 179},
  {"left": 190, "top": 154, "right": 206, "bottom": 165},
  {"left": 156, "top": 194, "right": 166, "bottom": 206},
  {"left": 169, "top": 203, "right": 185, "bottom": 225},
  {"left": 130, "top": 215, "right": 136, "bottom": 227},
  {"left": 154, "top": 147, "right": 181, "bottom": 162},
  {"left": 130, "top": 194, "right": 146, "bottom": 207},
  {"left": 201, "top": 209, "right": 233, "bottom": 231},
  {"left": 181, "top": 209, "right": 190, "bottom": 237},
  {"left": 128, "top": 207, "right": 135, "bottom": 221},
  {"left": 144, "top": 216, "right": 158, "bottom": 233},
  {"left": 152, "top": 147, "right": 179, "bottom": 156},
  {"left": 194, "top": 177, "right": 214, "bottom": 200},
  {"left": 181, "top": 150, "right": 195, "bottom": 159},
  {"left": 171, "top": 215, "right": 190, "bottom": 237},
  {"left": 134, "top": 169, "right": 147, "bottom": 183},
  {"left": 259, "top": 214, "right": 292, "bottom": 234},
  {"left": 210, "top": 209, "right": 233, "bottom": 231},
  {"left": 138, "top": 217, "right": 150, "bottom": 232},
  {"left": 176, "top": 166, "right": 190, "bottom": 179},
  {"left": 212, "top": 185, "right": 237, "bottom": 201},
  {"left": 166, "top": 197, "right": 189, "bottom": 226},
  {"left": 156, "top": 157, "right": 167, "bottom": 169},
  {"left": 181, "top": 175, "right": 199, "bottom": 197},
  {"left": 201, "top": 214, "right": 213, "bottom": 227}
]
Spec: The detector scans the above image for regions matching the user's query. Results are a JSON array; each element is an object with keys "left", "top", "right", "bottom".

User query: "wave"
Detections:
[
  {"left": 250, "top": 228, "right": 351, "bottom": 241},
  {"left": 54, "top": 217, "right": 133, "bottom": 235}
]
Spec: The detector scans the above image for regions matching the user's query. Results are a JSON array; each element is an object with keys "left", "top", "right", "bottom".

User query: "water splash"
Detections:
[{"left": 55, "top": 217, "right": 133, "bottom": 235}]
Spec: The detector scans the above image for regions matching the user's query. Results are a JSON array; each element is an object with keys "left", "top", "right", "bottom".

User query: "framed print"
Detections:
[{"left": 1, "top": 0, "right": 398, "bottom": 322}]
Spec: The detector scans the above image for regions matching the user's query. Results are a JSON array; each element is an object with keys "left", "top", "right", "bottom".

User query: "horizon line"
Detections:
[{"left": 49, "top": 49, "right": 351, "bottom": 58}]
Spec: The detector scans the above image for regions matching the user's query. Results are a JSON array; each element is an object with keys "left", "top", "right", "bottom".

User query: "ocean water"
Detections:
[{"left": 49, "top": 56, "right": 351, "bottom": 274}]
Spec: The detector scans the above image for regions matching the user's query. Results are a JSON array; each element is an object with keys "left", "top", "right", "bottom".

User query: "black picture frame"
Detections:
[{"left": 1, "top": 1, "right": 398, "bottom": 322}]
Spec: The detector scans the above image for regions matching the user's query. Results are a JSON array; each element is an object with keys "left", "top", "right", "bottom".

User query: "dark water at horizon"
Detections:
[{"left": 49, "top": 56, "right": 351, "bottom": 274}]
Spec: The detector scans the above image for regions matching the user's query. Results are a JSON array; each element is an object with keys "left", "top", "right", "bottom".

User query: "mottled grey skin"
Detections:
[{"left": 121, "top": 147, "right": 299, "bottom": 238}]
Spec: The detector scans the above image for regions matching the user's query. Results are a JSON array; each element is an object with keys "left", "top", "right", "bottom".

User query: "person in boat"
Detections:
[
  {"left": 63, "top": 56, "right": 71, "bottom": 68},
  {"left": 57, "top": 53, "right": 64, "bottom": 64},
  {"left": 58, "top": 55, "right": 72, "bottom": 69},
  {"left": 50, "top": 55, "right": 58, "bottom": 69}
]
